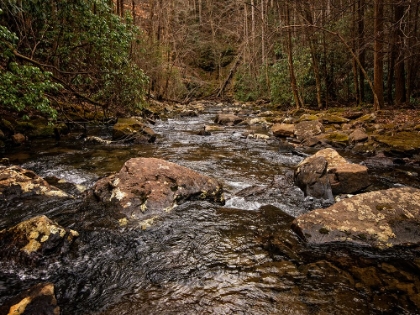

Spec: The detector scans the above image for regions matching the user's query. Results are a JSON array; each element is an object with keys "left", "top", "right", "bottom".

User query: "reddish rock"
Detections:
[
  {"left": 12, "top": 133, "right": 26, "bottom": 145},
  {"left": 272, "top": 123, "right": 295, "bottom": 138},
  {"left": 92, "top": 158, "right": 224, "bottom": 219},
  {"left": 292, "top": 187, "right": 420, "bottom": 249}
]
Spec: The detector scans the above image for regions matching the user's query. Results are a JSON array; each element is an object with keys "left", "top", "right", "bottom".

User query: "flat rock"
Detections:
[
  {"left": 92, "top": 158, "right": 224, "bottom": 220},
  {"left": 349, "top": 128, "right": 369, "bottom": 142},
  {"left": 0, "top": 166, "right": 69, "bottom": 201},
  {"left": 374, "top": 132, "right": 420, "bottom": 155},
  {"left": 272, "top": 123, "right": 295, "bottom": 137},
  {"left": 0, "top": 215, "right": 79, "bottom": 265},
  {"left": 292, "top": 187, "right": 420, "bottom": 249},
  {"left": 214, "top": 114, "right": 243, "bottom": 126}
]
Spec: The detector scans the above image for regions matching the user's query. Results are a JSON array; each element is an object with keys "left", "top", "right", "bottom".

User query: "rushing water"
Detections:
[{"left": 1, "top": 104, "right": 420, "bottom": 314}]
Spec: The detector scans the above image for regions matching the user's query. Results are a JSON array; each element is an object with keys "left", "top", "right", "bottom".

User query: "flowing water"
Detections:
[{"left": 1, "top": 104, "right": 420, "bottom": 314}]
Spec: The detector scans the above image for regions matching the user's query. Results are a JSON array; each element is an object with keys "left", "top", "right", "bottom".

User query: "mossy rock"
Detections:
[
  {"left": 15, "top": 118, "right": 68, "bottom": 138},
  {"left": 0, "top": 129, "right": 5, "bottom": 140},
  {"left": 297, "top": 114, "right": 319, "bottom": 122},
  {"left": 321, "top": 114, "right": 349, "bottom": 124},
  {"left": 356, "top": 113, "right": 376, "bottom": 123},
  {"left": 374, "top": 132, "right": 420, "bottom": 155},
  {"left": 0, "top": 119, "right": 14, "bottom": 133},
  {"left": 324, "top": 131, "right": 349, "bottom": 144}
]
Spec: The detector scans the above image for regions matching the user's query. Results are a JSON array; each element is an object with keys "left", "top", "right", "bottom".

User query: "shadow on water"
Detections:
[{"left": 1, "top": 106, "right": 420, "bottom": 314}]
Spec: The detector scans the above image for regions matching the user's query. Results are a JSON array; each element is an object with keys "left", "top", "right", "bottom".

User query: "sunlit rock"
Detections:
[
  {"left": 91, "top": 158, "right": 224, "bottom": 220},
  {"left": 0, "top": 165, "right": 70, "bottom": 201},
  {"left": 0, "top": 283, "right": 60, "bottom": 315},
  {"left": 294, "top": 120, "right": 325, "bottom": 141},
  {"left": 0, "top": 215, "right": 78, "bottom": 265},
  {"left": 112, "top": 117, "right": 156, "bottom": 143},
  {"left": 295, "top": 148, "right": 369, "bottom": 197},
  {"left": 214, "top": 113, "right": 243, "bottom": 126},
  {"left": 292, "top": 187, "right": 420, "bottom": 249},
  {"left": 272, "top": 123, "right": 295, "bottom": 137},
  {"left": 349, "top": 128, "right": 369, "bottom": 143}
]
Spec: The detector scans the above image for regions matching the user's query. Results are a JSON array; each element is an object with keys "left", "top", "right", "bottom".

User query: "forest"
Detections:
[{"left": 1, "top": 0, "right": 420, "bottom": 118}]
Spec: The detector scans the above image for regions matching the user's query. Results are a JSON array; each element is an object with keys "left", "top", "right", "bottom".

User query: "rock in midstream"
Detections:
[{"left": 91, "top": 157, "right": 225, "bottom": 221}]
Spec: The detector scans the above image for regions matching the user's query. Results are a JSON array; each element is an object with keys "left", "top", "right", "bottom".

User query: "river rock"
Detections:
[
  {"left": 272, "top": 123, "right": 295, "bottom": 137},
  {"left": 0, "top": 283, "right": 60, "bottom": 315},
  {"left": 214, "top": 114, "right": 243, "bottom": 126},
  {"left": 294, "top": 120, "right": 324, "bottom": 141},
  {"left": 373, "top": 132, "right": 420, "bottom": 156},
  {"left": 12, "top": 133, "right": 26, "bottom": 145},
  {"left": 0, "top": 215, "right": 79, "bottom": 264},
  {"left": 292, "top": 187, "right": 420, "bottom": 249},
  {"left": 0, "top": 166, "right": 69, "bottom": 201},
  {"left": 294, "top": 148, "right": 369, "bottom": 197},
  {"left": 112, "top": 117, "right": 156, "bottom": 143},
  {"left": 92, "top": 158, "right": 224, "bottom": 219},
  {"left": 320, "top": 114, "right": 349, "bottom": 124},
  {"left": 349, "top": 128, "right": 369, "bottom": 142}
]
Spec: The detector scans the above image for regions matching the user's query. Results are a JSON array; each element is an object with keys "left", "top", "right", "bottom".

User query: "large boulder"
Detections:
[
  {"left": 214, "top": 114, "right": 243, "bottom": 126},
  {"left": 0, "top": 215, "right": 79, "bottom": 265},
  {"left": 292, "top": 187, "right": 420, "bottom": 249},
  {"left": 0, "top": 283, "right": 60, "bottom": 315},
  {"left": 92, "top": 158, "right": 224, "bottom": 220},
  {"left": 0, "top": 166, "right": 69, "bottom": 202},
  {"left": 271, "top": 123, "right": 295, "bottom": 138},
  {"left": 294, "top": 120, "right": 324, "bottom": 141},
  {"left": 112, "top": 117, "right": 156, "bottom": 143},
  {"left": 295, "top": 148, "right": 369, "bottom": 197}
]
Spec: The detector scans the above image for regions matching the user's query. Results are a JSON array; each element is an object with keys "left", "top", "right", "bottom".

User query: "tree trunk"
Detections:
[
  {"left": 373, "top": 0, "right": 384, "bottom": 110},
  {"left": 285, "top": 6, "right": 302, "bottom": 109},
  {"left": 357, "top": 0, "right": 365, "bottom": 103},
  {"left": 394, "top": 0, "right": 406, "bottom": 105}
]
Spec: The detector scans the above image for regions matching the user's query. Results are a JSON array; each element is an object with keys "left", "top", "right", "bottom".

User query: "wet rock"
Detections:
[
  {"left": 373, "top": 132, "right": 420, "bottom": 156},
  {"left": 0, "top": 283, "right": 60, "bottom": 315},
  {"left": 294, "top": 120, "right": 324, "bottom": 142},
  {"left": 12, "top": 133, "right": 26, "bottom": 145},
  {"left": 92, "top": 158, "right": 224, "bottom": 220},
  {"left": 0, "top": 215, "right": 79, "bottom": 265},
  {"left": 323, "top": 131, "right": 350, "bottom": 147},
  {"left": 204, "top": 125, "right": 224, "bottom": 132},
  {"left": 0, "top": 166, "right": 70, "bottom": 202},
  {"left": 84, "top": 136, "right": 112, "bottom": 145},
  {"left": 214, "top": 113, "right": 243, "bottom": 126},
  {"left": 294, "top": 156, "right": 334, "bottom": 200},
  {"left": 112, "top": 117, "right": 156, "bottom": 143},
  {"left": 349, "top": 128, "right": 369, "bottom": 143},
  {"left": 180, "top": 109, "right": 199, "bottom": 117},
  {"left": 361, "top": 153, "right": 394, "bottom": 170},
  {"left": 271, "top": 123, "right": 295, "bottom": 137},
  {"left": 292, "top": 187, "right": 420, "bottom": 249},
  {"left": 295, "top": 148, "right": 369, "bottom": 196}
]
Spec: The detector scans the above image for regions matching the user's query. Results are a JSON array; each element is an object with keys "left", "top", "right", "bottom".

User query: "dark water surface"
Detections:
[{"left": 1, "top": 105, "right": 420, "bottom": 314}]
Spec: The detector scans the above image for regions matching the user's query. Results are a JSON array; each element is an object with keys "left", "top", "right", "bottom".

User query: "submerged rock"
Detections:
[
  {"left": 0, "top": 283, "right": 60, "bottom": 315},
  {"left": 292, "top": 187, "right": 420, "bottom": 249},
  {"left": 0, "top": 215, "right": 79, "bottom": 265},
  {"left": 0, "top": 165, "right": 70, "bottom": 201},
  {"left": 91, "top": 158, "right": 224, "bottom": 220},
  {"left": 295, "top": 148, "right": 369, "bottom": 197}
]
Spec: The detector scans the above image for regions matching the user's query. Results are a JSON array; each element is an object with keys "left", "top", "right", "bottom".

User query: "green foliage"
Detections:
[
  {"left": 0, "top": 25, "right": 61, "bottom": 119},
  {"left": 1, "top": 0, "right": 149, "bottom": 115}
]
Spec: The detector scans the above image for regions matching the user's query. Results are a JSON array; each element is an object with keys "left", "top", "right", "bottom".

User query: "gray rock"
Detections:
[{"left": 292, "top": 187, "right": 420, "bottom": 249}]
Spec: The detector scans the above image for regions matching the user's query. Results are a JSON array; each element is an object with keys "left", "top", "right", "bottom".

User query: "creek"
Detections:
[{"left": 1, "top": 104, "right": 420, "bottom": 314}]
